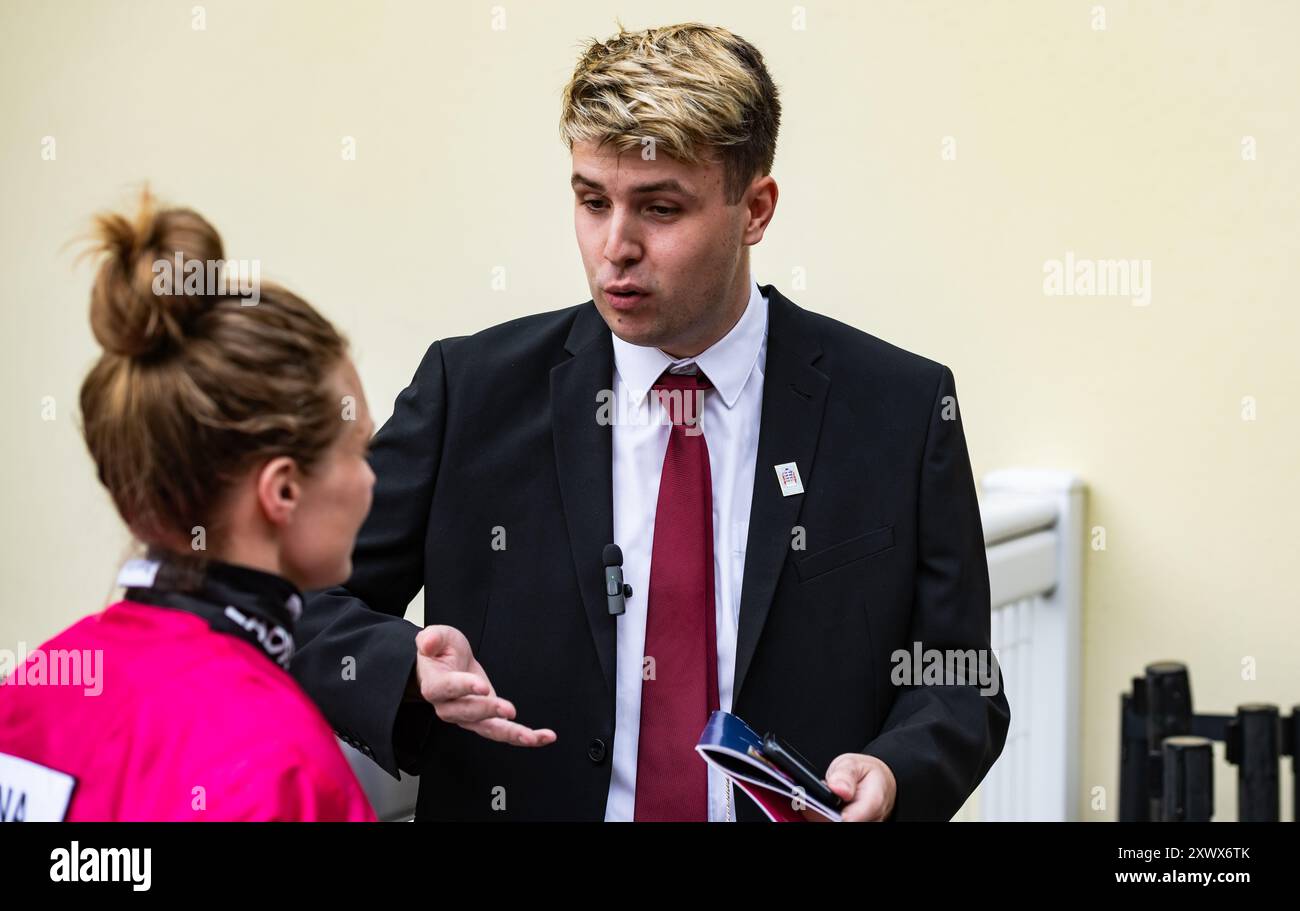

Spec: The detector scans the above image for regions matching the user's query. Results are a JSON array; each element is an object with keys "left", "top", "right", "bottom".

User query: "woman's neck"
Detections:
[{"left": 147, "top": 532, "right": 290, "bottom": 587}]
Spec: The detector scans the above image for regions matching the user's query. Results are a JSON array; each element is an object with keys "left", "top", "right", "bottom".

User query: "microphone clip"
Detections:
[{"left": 603, "top": 544, "right": 633, "bottom": 616}]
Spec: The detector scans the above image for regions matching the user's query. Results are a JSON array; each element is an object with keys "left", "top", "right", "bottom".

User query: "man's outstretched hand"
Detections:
[{"left": 410, "top": 625, "right": 557, "bottom": 748}]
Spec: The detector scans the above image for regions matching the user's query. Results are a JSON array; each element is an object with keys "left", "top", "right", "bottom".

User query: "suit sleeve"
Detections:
[
  {"left": 862, "top": 364, "right": 1011, "bottom": 821},
  {"left": 290, "top": 341, "right": 449, "bottom": 779}
]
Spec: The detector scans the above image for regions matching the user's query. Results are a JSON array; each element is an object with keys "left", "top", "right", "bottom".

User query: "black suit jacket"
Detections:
[{"left": 292, "top": 286, "right": 1010, "bottom": 821}]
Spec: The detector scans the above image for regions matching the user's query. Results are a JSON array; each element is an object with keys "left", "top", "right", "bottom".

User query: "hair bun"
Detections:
[{"left": 87, "top": 189, "right": 225, "bottom": 358}]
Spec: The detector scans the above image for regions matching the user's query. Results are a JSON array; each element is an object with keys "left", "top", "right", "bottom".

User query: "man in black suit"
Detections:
[{"left": 292, "top": 22, "right": 1009, "bottom": 821}]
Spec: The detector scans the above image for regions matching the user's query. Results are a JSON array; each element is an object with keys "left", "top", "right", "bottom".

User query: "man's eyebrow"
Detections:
[{"left": 571, "top": 173, "right": 697, "bottom": 198}]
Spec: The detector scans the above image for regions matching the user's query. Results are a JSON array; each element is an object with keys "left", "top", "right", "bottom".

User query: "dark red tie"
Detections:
[{"left": 634, "top": 369, "right": 719, "bottom": 822}]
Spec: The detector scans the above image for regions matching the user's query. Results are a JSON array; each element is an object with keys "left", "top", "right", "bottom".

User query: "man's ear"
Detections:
[
  {"left": 255, "top": 456, "right": 302, "bottom": 528},
  {"left": 742, "top": 174, "right": 778, "bottom": 245}
]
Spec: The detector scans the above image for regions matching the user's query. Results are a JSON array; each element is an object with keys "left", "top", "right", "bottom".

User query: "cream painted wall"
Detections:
[{"left": 2, "top": 0, "right": 1296, "bottom": 820}]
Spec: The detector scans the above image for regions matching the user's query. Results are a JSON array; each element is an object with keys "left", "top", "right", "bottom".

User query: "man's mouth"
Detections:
[{"left": 604, "top": 285, "right": 651, "bottom": 310}]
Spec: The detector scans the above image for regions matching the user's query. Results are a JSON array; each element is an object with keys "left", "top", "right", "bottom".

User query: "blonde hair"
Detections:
[
  {"left": 78, "top": 189, "right": 349, "bottom": 547},
  {"left": 559, "top": 22, "right": 781, "bottom": 204}
]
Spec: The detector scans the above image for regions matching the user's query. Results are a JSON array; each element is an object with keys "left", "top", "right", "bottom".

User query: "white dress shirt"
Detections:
[{"left": 603, "top": 276, "right": 769, "bottom": 822}]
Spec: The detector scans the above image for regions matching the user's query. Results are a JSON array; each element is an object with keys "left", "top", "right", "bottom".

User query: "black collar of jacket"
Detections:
[{"left": 124, "top": 547, "right": 303, "bottom": 670}]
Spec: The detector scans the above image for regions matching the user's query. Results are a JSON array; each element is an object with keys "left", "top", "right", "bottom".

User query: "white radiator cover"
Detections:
[{"left": 954, "top": 468, "right": 1086, "bottom": 822}]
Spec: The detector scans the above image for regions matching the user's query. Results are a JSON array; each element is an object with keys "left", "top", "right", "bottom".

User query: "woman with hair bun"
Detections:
[{"left": 0, "top": 191, "right": 386, "bottom": 820}]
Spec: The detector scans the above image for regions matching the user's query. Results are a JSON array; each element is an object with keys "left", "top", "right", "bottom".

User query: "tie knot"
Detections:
[
  {"left": 650, "top": 368, "right": 710, "bottom": 430},
  {"left": 651, "top": 368, "right": 712, "bottom": 393}
]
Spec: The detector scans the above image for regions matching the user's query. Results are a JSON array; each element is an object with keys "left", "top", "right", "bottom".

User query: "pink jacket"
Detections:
[{"left": 0, "top": 600, "right": 376, "bottom": 821}]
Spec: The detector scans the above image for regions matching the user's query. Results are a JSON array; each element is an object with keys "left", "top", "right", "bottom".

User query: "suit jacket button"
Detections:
[{"left": 587, "top": 739, "right": 607, "bottom": 763}]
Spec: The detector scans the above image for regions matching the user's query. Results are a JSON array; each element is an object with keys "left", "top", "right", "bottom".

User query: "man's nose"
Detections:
[{"left": 602, "top": 209, "right": 642, "bottom": 266}]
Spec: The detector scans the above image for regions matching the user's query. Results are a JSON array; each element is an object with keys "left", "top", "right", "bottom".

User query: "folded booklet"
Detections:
[{"left": 695, "top": 710, "right": 842, "bottom": 822}]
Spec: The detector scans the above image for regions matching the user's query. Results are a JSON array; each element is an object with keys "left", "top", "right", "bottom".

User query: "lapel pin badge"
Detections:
[{"left": 774, "top": 461, "right": 804, "bottom": 497}]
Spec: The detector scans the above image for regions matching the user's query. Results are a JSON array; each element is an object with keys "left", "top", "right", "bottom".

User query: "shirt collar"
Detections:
[{"left": 611, "top": 276, "right": 768, "bottom": 409}]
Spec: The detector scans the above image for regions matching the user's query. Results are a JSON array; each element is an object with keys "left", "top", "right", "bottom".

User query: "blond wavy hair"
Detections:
[{"left": 559, "top": 22, "right": 781, "bottom": 204}]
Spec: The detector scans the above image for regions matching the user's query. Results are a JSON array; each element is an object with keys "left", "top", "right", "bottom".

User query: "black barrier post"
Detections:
[
  {"left": 1225, "top": 703, "right": 1280, "bottom": 822},
  {"left": 1290, "top": 705, "right": 1299, "bottom": 823},
  {"left": 1119, "top": 687, "right": 1148, "bottom": 821},
  {"left": 1144, "top": 662, "right": 1193, "bottom": 821},
  {"left": 1161, "top": 735, "right": 1214, "bottom": 821}
]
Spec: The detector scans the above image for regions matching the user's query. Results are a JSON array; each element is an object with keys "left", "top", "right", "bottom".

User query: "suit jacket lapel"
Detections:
[
  {"left": 551, "top": 303, "right": 617, "bottom": 700},
  {"left": 733, "top": 287, "right": 829, "bottom": 704}
]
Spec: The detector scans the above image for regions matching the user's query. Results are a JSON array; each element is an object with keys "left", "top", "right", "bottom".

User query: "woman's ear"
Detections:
[{"left": 255, "top": 456, "right": 302, "bottom": 527}]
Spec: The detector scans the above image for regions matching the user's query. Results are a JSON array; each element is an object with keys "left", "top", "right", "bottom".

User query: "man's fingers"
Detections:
[
  {"left": 467, "top": 658, "right": 496, "bottom": 696},
  {"left": 435, "top": 694, "right": 515, "bottom": 725},
  {"left": 462, "top": 717, "right": 555, "bottom": 746},
  {"left": 828, "top": 776, "right": 856, "bottom": 800},
  {"left": 415, "top": 625, "right": 445, "bottom": 658},
  {"left": 841, "top": 774, "right": 886, "bottom": 822},
  {"left": 416, "top": 624, "right": 470, "bottom": 663},
  {"left": 861, "top": 779, "right": 887, "bottom": 821},
  {"left": 462, "top": 716, "right": 558, "bottom": 747},
  {"left": 420, "top": 669, "right": 491, "bottom": 703},
  {"left": 826, "top": 754, "right": 868, "bottom": 792}
]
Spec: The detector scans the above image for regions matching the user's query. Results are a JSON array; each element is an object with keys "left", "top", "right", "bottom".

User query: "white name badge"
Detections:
[
  {"left": 774, "top": 461, "right": 805, "bottom": 497},
  {"left": 0, "top": 752, "right": 76, "bottom": 821}
]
